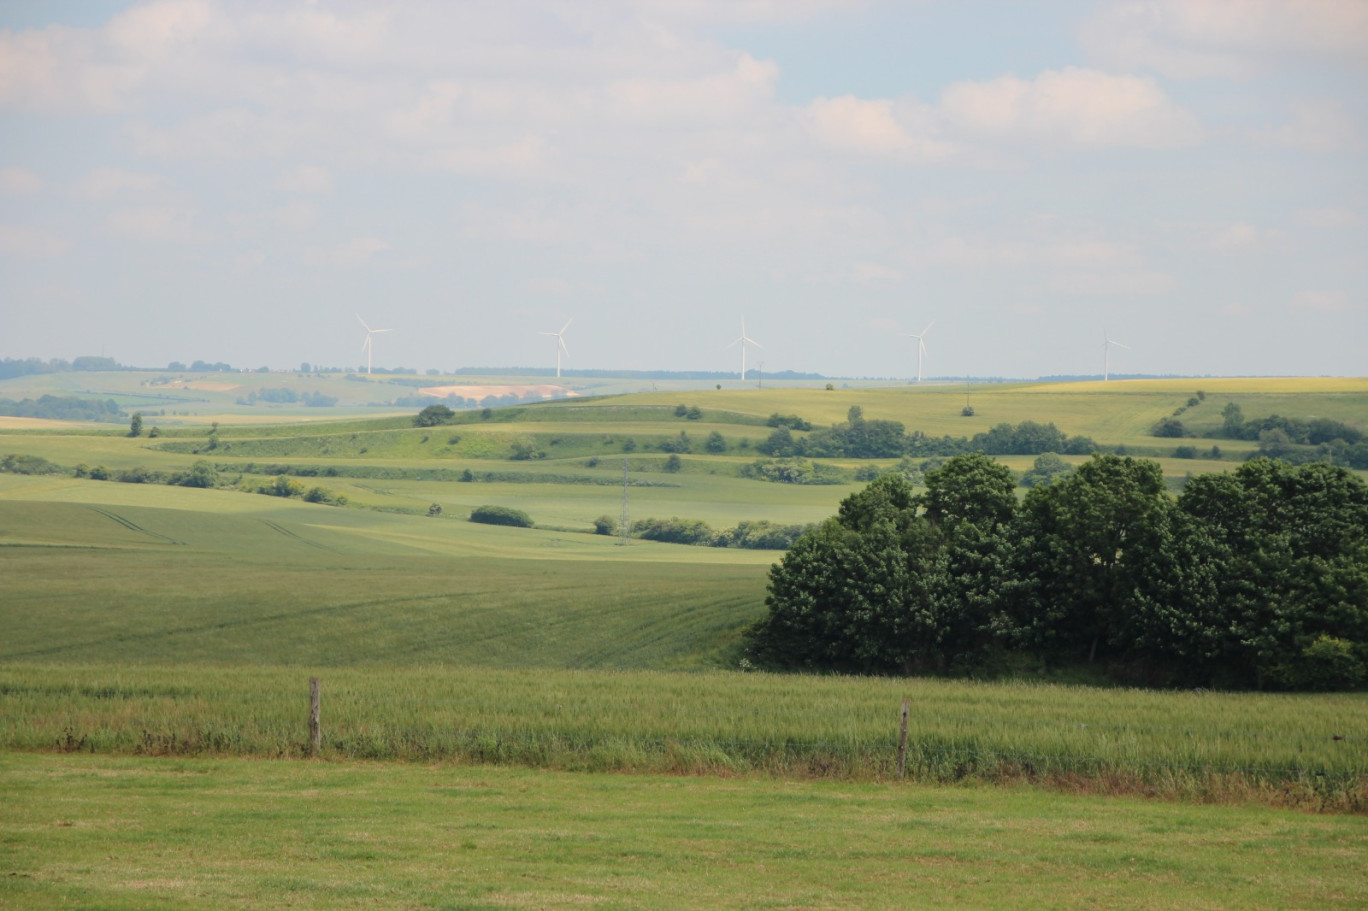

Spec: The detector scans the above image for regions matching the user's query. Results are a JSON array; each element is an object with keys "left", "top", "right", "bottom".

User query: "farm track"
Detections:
[{"left": 85, "top": 505, "right": 184, "bottom": 545}]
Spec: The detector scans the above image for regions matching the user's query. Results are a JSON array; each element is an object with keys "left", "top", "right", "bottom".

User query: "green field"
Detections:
[
  {"left": 4, "top": 752, "right": 1366, "bottom": 910},
  {"left": 3, "top": 374, "right": 1367, "bottom": 906}
]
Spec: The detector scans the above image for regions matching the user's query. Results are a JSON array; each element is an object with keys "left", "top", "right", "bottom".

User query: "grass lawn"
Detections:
[{"left": 3, "top": 751, "right": 1366, "bottom": 910}]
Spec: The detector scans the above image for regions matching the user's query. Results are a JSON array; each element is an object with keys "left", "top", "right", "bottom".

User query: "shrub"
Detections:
[
  {"left": 1267, "top": 636, "right": 1366, "bottom": 692},
  {"left": 632, "top": 517, "right": 714, "bottom": 545},
  {"left": 1, "top": 453, "right": 63, "bottom": 475},
  {"left": 592, "top": 515, "right": 616, "bottom": 535},
  {"left": 415, "top": 404, "right": 456, "bottom": 426},
  {"left": 1152, "top": 417, "right": 1188, "bottom": 438},
  {"left": 663, "top": 454, "right": 682, "bottom": 473},
  {"left": 469, "top": 505, "right": 534, "bottom": 528}
]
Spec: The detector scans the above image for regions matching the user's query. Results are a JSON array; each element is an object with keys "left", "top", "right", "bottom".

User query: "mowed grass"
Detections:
[{"left": 3, "top": 752, "right": 1366, "bottom": 911}]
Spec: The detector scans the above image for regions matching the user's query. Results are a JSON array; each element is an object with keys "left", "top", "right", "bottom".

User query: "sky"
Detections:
[{"left": 1, "top": 0, "right": 1365, "bottom": 379}]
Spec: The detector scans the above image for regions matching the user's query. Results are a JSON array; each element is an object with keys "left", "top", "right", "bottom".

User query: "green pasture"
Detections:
[{"left": 4, "top": 752, "right": 1366, "bottom": 911}]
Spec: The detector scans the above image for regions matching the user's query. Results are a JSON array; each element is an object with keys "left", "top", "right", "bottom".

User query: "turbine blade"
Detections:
[{"left": 357, "top": 314, "right": 371, "bottom": 331}]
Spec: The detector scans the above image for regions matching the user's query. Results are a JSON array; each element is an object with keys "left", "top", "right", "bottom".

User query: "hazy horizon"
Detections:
[{"left": 2, "top": 1, "right": 1365, "bottom": 379}]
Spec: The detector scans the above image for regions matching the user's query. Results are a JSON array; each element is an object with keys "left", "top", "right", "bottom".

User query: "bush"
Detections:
[
  {"left": 469, "top": 505, "right": 534, "bottom": 528},
  {"left": 1267, "top": 636, "right": 1366, "bottom": 692},
  {"left": 632, "top": 517, "right": 714, "bottom": 545},
  {"left": 713, "top": 520, "right": 812, "bottom": 550},
  {"left": 1, "top": 453, "right": 63, "bottom": 475},
  {"left": 1152, "top": 417, "right": 1188, "bottom": 438},
  {"left": 415, "top": 404, "right": 457, "bottom": 427},
  {"left": 593, "top": 515, "right": 617, "bottom": 535},
  {"left": 663, "top": 454, "right": 682, "bottom": 473}
]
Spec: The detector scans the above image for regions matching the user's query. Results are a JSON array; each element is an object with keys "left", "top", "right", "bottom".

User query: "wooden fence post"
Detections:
[
  {"left": 897, "top": 698, "right": 910, "bottom": 779},
  {"left": 308, "top": 677, "right": 321, "bottom": 757}
]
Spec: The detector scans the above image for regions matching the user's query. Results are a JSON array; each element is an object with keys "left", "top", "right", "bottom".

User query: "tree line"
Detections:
[
  {"left": 758, "top": 407, "right": 1094, "bottom": 459},
  {"left": 745, "top": 453, "right": 1368, "bottom": 691}
]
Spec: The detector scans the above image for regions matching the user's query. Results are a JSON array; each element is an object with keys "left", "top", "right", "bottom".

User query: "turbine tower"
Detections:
[
  {"left": 728, "top": 317, "right": 762, "bottom": 381},
  {"left": 1102, "top": 329, "right": 1128, "bottom": 382},
  {"left": 540, "top": 318, "right": 572, "bottom": 378},
  {"left": 903, "top": 320, "right": 935, "bottom": 383},
  {"left": 357, "top": 315, "right": 392, "bottom": 375}
]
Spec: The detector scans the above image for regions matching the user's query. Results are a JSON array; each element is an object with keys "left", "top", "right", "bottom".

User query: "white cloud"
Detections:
[
  {"left": 0, "top": 166, "right": 45, "bottom": 196},
  {"left": 1291, "top": 289, "right": 1350, "bottom": 312},
  {"left": 303, "top": 236, "right": 390, "bottom": 267},
  {"left": 0, "top": 224, "right": 66, "bottom": 258},
  {"left": 939, "top": 67, "right": 1203, "bottom": 149},
  {"left": 1295, "top": 208, "right": 1362, "bottom": 229},
  {"left": 273, "top": 201, "right": 318, "bottom": 231},
  {"left": 69, "top": 166, "right": 162, "bottom": 200},
  {"left": 1047, "top": 269, "right": 1176, "bottom": 296},
  {"left": 1259, "top": 99, "right": 1359, "bottom": 153},
  {"left": 1203, "top": 222, "right": 1285, "bottom": 253},
  {"left": 275, "top": 165, "right": 333, "bottom": 195},
  {"left": 921, "top": 235, "right": 1144, "bottom": 270},
  {"left": 805, "top": 95, "right": 954, "bottom": 160},
  {"left": 107, "top": 205, "right": 200, "bottom": 242},
  {"left": 1082, "top": 0, "right": 1368, "bottom": 79}
]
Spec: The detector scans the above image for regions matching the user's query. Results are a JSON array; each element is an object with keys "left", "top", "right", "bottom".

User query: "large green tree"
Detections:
[
  {"left": 1178, "top": 459, "right": 1368, "bottom": 688},
  {"left": 1005, "top": 454, "right": 1177, "bottom": 665}
]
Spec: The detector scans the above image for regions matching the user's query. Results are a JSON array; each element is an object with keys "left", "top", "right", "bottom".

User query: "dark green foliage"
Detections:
[
  {"left": 0, "top": 391, "right": 123, "bottom": 418},
  {"left": 657, "top": 431, "right": 692, "bottom": 454},
  {"left": 128, "top": 412, "right": 143, "bottom": 437},
  {"left": 750, "top": 452, "right": 1368, "bottom": 689},
  {"left": 712, "top": 520, "right": 812, "bottom": 550},
  {"left": 922, "top": 453, "right": 1016, "bottom": 529},
  {"left": 414, "top": 405, "right": 457, "bottom": 426},
  {"left": 427, "top": 503, "right": 443, "bottom": 517},
  {"left": 748, "top": 463, "right": 1013, "bottom": 674},
  {"left": 1152, "top": 417, "right": 1187, "bottom": 438},
  {"left": 1, "top": 453, "right": 64, "bottom": 475},
  {"left": 766, "top": 413, "right": 812, "bottom": 431},
  {"left": 592, "top": 515, "right": 616, "bottom": 535},
  {"left": 740, "top": 458, "right": 845, "bottom": 485},
  {"left": 1177, "top": 459, "right": 1368, "bottom": 689},
  {"left": 971, "top": 420, "right": 1093, "bottom": 455},
  {"left": 632, "top": 517, "right": 714, "bottom": 545},
  {"left": 663, "top": 454, "right": 683, "bottom": 473},
  {"left": 705, "top": 431, "right": 727, "bottom": 453},
  {"left": 469, "top": 505, "right": 534, "bottom": 528},
  {"left": 171, "top": 461, "right": 218, "bottom": 488},
  {"left": 1018, "top": 452, "right": 1074, "bottom": 487}
]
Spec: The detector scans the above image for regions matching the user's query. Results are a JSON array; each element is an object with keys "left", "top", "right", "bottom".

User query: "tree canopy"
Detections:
[{"left": 746, "top": 454, "right": 1368, "bottom": 690}]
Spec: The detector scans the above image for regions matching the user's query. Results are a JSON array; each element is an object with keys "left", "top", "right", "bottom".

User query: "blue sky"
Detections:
[{"left": 1, "top": 1, "right": 1364, "bottom": 379}]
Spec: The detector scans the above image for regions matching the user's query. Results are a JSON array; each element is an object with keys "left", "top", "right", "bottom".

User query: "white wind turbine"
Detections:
[
  {"left": 357, "top": 315, "right": 393, "bottom": 375},
  {"left": 1102, "top": 329, "right": 1128, "bottom": 382},
  {"left": 903, "top": 320, "right": 935, "bottom": 383},
  {"left": 540, "top": 318, "right": 572, "bottom": 378},
  {"left": 728, "top": 317, "right": 762, "bottom": 381}
]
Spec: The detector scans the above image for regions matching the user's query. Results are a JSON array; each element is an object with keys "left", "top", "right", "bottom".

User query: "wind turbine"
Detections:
[
  {"left": 903, "top": 320, "right": 934, "bottom": 383},
  {"left": 357, "top": 315, "right": 392, "bottom": 375},
  {"left": 728, "top": 317, "right": 762, "bottom": 381},
  {"left": 540, "top": 318, "right": 572, "bottom": 378},
  {"left": 1102, "top": 329, "right": 1128, "bottom": 382}
]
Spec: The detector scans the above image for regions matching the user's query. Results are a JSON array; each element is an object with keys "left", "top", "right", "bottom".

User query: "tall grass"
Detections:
[{"left": 4, "top": 664, "right": 1364, "bottom": 809}]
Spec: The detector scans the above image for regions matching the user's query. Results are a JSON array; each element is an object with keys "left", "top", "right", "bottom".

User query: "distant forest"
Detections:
[{"left": 0, "top": 395, "right": 122, "bottom": 422}]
